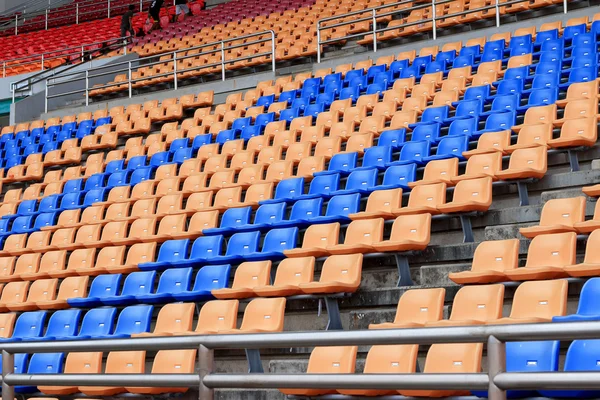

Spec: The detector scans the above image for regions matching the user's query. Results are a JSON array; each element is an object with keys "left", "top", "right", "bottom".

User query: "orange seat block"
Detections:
[
  {"left": 369, "top": 288, "right": 445, "bottom": 329},
  {"left": 253, "top": 257, "right": 315, "bottom": 297},
  {"left": 565, "top": 229, "right": 600, "bottom": 277},
  {"left": 300, "top": 254, "right": 363, "bottom": 294},
  {"left": 449, "top": 239, "right": 519, "bottom": 284},
  {"left": 212, "top": 261, "right": 271, "bottom": 299},
  {"left": 520, "top": 197, "right": 586, "bottom": 238}
]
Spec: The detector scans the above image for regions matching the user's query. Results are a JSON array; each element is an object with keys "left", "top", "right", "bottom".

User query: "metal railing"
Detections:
[
  {"left": 316, "top": 0, "right": 570, "bottom": 62},
  {"left": 3, "top": 35, "right": 130, "bottom": 79},
  {"left": 2, "top": 321, "right": 600, "bottom": 400},
  {"left": 43, "top": 30, "right": 277, "bottom": 112},
  {"left": 0, "top": 0, "right": 153, "bottom": 35}
]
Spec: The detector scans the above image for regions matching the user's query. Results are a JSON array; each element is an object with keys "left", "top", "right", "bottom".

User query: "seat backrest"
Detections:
[
  {"left": 13, "top": 310, "right": 47, "bottom": 339},
  {"left": 225, "top": 231, "right": 260, "bottom": 257},
  {"left": 196, "top": 299, "right": 239, "bottom": 332},
  {"left": 272, "top": 257, "right": 315, "bottom": 287},
  {"left": 507, "top": 146, "right": 547, "bottom": 173},
  {"left": 363, "top": 344, "right": 419, "bottom": 373},
  {"left": 394, "top": 288, "right": 445, "bottom": 325},
  {"left": 13, "top": 252, "right": 41, "bottom": 276},
  {"left": 26, "top": 278, "right": 58, "bottom": 302},
  {"left": 66, "top": 248, "right": 96, "bottom": 272},
  {"left": 239, "top": 297, "right": 286, "bottom": 332},
  {"left": 105, "top": 350, "right": 146, "bottom": 374},
  {"left": 114, "top": 305, "right": 154, "bottom": 335},
  {"left": 364, "top": 188, "right": 402, "bottom": 214},
  {"left": 153, "top": 303, "right": 195, "bottom": 334},
  {"left": 1, "top": 281, "right": 30, "bottom": 303},
  {"left": 151, "top": 349, "right": 197, "bottom": 373},
  {"left": 471, "top": 239, "right": 519, "bottom": 273},
  {"left": 464, "top": 152, "right": 502, "bottom": 177},
  {"left": 343, "top": 218, "right": 384, "bottom": 246},
  {"left": 408, "top": 182, "right": 446, "bottom": 209},
  {"left": 260, "top": 227, "right": 298, "bottom": 254},
  {"left": 27, "top": 352, "right": 64, "bottom": 374},
  {"left": 451, "top": 176, "right": 492, "bottom": 205},
  {"left": 87, "top": 274, "right": 122, "bottom": 299},
  {"left": 230, "top": 261, "right": 271, "bottom": 290},
  {"left": 0, "top": 313, "right": 16, "bottom": 338},
  {"left": 320, "top": 253, "right": 363, "bottom": 286},
  {"left": 126, "top": 242, "right": 157, "bottom": 265},
  {"left": 423, "top": 343, "right": 483, "bottom": 373},
  {"left": 509, "top": 279, "right": 568, "bottom": 319},
  {"left": 538, "top": 197, "right": 586, "bottom": 227},
  {"left": 44, "top": 309, "right": 82, "bottom": 337},
  {"left": 74, "top": 224, "right": 101, "bottom": 244},
  {"left": 79, "top": 307, "right": 117, "bottom": 337},
  {"left": 306, "top": 346, "right": 357, "bottom": 373},
  {"left": 449, "top": 284, "right": 504, "bottom": 322},
  {"left": 525, "top": 232, "right": 577, "bottom": 269},
  {"left": 389, "top": 213, "right": 431, "bottom": 245},
  {"left": 56, "top": 276, "right": 89, "bottom": 301},
  {"left": 583, "top": 230, "right": 600, "bottom": 264},
  {"left": 62, "top": 351, "right": 103, "bottom": 374}
]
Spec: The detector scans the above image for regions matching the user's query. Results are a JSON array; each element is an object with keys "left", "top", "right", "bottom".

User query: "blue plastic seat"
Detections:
[
  {"left": 425, "top": 60, "right": 447, "bottom": 74},
  {"left": 539, "top": 38, "right": 563, "bottom": 54},
  {"left": 192, "top": 134, "right": 212, "bottom": 152},
  {"left": 216, "top": 129, "right": 239, "bottom": 144},
  {"left": 344, "top": 69, "right": 364, "bottom": 83},
  {"left": 317, "top": 92, "right": 336, "bottom": 107},
  {"left": 400, "top": 66, "right": 420, "bottom": 79},
  {"left": 539, "top": 340, "right": 600, "bottom": 398},
  {"left": 569, "top": 30, "right": 593, "bottom": 45},
  {"left": 245, "top": 227, "right": 298, "bottom": 261},
  {"left": 378, "top": 129, "right": 406, "bottom": 148},
  {"left": 150, "top": 152, "right": 170, "bottom": 167},
  {"left": 256, "top": 94, "right": 275, "bottom": 108},
  {"left": 0, "top": 353, "right": 28, "bottom": 380},
  {"left": 300, "top": 83, "right": 319, "bottom": 101},
  {"left": 139, "top": 239, "right": 190, "bottom": 270},
  {"left": 379, "top": 163, "right": 417, "bottom": 190},
  {"left": 448, "top": 100, "right": 483, "bottom": 122},
  {"left": 358, "top": 146, "right": 392, "bottom": 170},
  {"left": 33, "top": 212, "right": 58, "bottom": 230},
  {"left": 463, "top": 85, "right": 490, "bottom": 101},
  {"left": 411, "top": 123, "right": 441, "bottom": 143},
  {"left": 297, "top": 173, "right": 340, "bottom": 200},
  {"left": 390, "top": 140, "right": 430, "bottom": 166},
  {"left": 279, "top": 90, "right": 298, "bottom": 104},
  {"left": 203, "top": 207, "right": 252, "bottom": 236},
  {"left": 136, "top": 267, "right": 193, "bottom": 303},
  {"left": 83, "top": 188, "right": 108, "bottom": 206},
  {"left": 255, "top": 112, "right": 275, "bottom": 128},
  {"left": 372, "top": 71, "right": 392, "bottom": 87},
  {"left": 172, "top": 265, "right": 231, "bottom": 302},
  {"left": 447, "top": 117, "right": 478, "bottom": 138},
  {"left": 534, "top": 60, "right": 561, "bottom": 76},
  {"left": 279, "top": 197, "right": 324, "bottom": 227},
  {"left": 42, "top": 141, "right": 58, "bottom": 153},
  {"left": 390, "top": 59, "right": 408, "bottom": 77},
  {"left": 503, "top": 66, "right": 530, "bottom": 81},
  {"left": 452, "top": 55, "right": 475, "bottom": 68},
  {"left": 554, "top": 278, "right": 600, "bottom": 322},
  {"left": 496, "top": 78, "right": 524, "bottom": 96},
  {"left": 523, "top": 87, "right": 557, "bottom": 108},
  {"left": 107, "top": 170, "right": 132, "bottom": 188},
  {"left": 0, "top": 311, "right": 47, "bottom": 342},
  {"left": 262, "top": 177, "right": 305, "bottom": 204},
  {"left": 412, "top": 55, "right": 432, "bottom": 72},
  {"left": 482, "top": 94, "right": 520, "bottom": 115},
  {"left": 473, "top": 341, "right": 559, "bottom": 399},
  {"left": 173, "top": 148, "right": 193, "bottom": 163},
  {"left": 0, "top": 219, "right": 10, "bottom": 235},
  {"left": 240, "top": 202, "right": 286, "bottom": 231},
  {"left": 38, "top": 194, "right": 61, "bottom": 213},
  {"left": 20, "top": 353, "right": 65, "bottom": 392},
  {"left": 423, "top": 135, "right": 469, "bottom": 161},
  {"left": 420, "top": 106, "right": 448, "bottom": 124},
  {"left": 169, "top": 138, "right": 190, "bottom": 154},
  {"left": 320, "top": 152, "right": 357, "bottom": 175},
  {"left": 366, "top": 65, "right": 386, "bottom": 82},
  {"left": 347, "top": 75, "right": 368, "bottom": 90},
  {"left": 59, "top": 192, "right": 84, "bottom": 210},
  {"left": 16, "top": 200, "right": 37, "bottom": 216},
  {"left": 479, "top": 111, "right": 516, "bottom": 135},
  {"left": 68, "top": 274, "right": 122, "bottom": 308},
  {"left": 101, "top": 271, "right": 156, "bottom": 306},
  {"left": 127, "top": 155, "right": 148, "bottom": 170},
  {"left": 309, "top": 193, "right": 361, "bottom": 224},
  {"left": 231, "top": 117, "right": 252, "bottom": 132},
  {"left": 366, "top": 83, "right": 385, "bottom": 95},
  {"left": 11, "top": 216, "right": 34, "bottom": 234},
  {"left": 84, "top": 173, "right": 106, "bottom": 190},
  {"left": 534, "top": 28, "right": 557, "bottom": 46},
  {"left": 459, "top": 45, "right": 480, "bottom": 58},
  {"left": 29, "top": 309, "right": 82, "bottom": 341},
  {"left": 566, "top": 67, "right": 599, "bottom": 85},
  {"left": 333, "top": 168, "right": 378, "bottom": 195},
  {"left": 571, "top": 56, "right": 598, "bottom": 69},
  {"left": 241, "top": 125, "right": 262, "bottom": 141},
  {"left": 339, "top": 86, "right": 360, "bottom": 102},
  {"left": 57, "top": 307, "right": 115, "bottom": 340},
  {"left": 210, "top": 231, "right": 261, "bottom": 264},
  {"left": 90, "top": 305, "right": 153, "bottom": 339},
  {"left": 63, "top": 178, "right": 83, "bottom": 193},
  {"left": 130, "top": 167, "right": 153, "bottom": 186},
  {"left": 305, "top": 103, "right": 325, "bottom": 119},
  {"left": 280, "top": 108, "right": 301, "bottom": 124},
  {"left": 292, "top": 98, "right": 309, "bottom": 111},
  {"left": 170, "top": 235, "right": 224, "bottom": 267}
]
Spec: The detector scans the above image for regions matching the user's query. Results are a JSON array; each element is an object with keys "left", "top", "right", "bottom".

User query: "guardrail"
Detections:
[
  {"left": 3, "top": 35, "right": 129, "bottom": 79},
  {"left": 316, "top": 0, "right": 570, "bottom": 63},
  {"left": 0, "top": 0, "right": 153, "bottom": 35},
  {"left": 43, "top": 30, "right": 277, "bottom": 112},
  {"left": 1, "top": 321, "right": 600, "bottom": 400}
]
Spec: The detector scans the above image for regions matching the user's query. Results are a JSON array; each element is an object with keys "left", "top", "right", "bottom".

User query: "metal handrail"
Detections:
[
  {"left": 1, "top": 321, "right": 600, "bottom": 400},
  {"left": 3, "top": 35, "right": 130, "bottom": 78},
  {"left": 316, "top": 0, "right": 569, "bottom": 62},
  {"left": 43, "top": 30, "right": 277, "bottom": 112}
]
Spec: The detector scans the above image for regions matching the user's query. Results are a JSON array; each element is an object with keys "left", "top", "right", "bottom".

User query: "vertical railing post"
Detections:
[
  {"left": 85, "top": 70, "right": 89, "bottom": 106},
  {"left": 495, "top": 0, "right": 500, "bottom": 27},
  {"left": 220, "top": 41, "right": 226, "bottom": 81},
  {"left": 563, "top": 0, "right": 567, "bottom": 13},
  {"left": 45, "top": 9, "right": 48, "bottom": 30},
  {"left": 140, "top": 0, "right": 143, "bottom": 12},
  {"left": 270, "top": 31, "right": 276, "bottom": 73},
  {"left": 14, "top": 14, "right": 18, "bottom": 35},
  {"left": 3, "top": 62, "right": 6, "bottom": 78},
  {"left": 41, "top": 53, "right": 45, "bottom": 71},
  {"left": 44, "top": 78, "right": 49, "bottom": 113},
  {"left": 431, "top": 0, "right": 436, "bottom": 40},
  {"left": 76, "top": 3, "right": 79, "bottom": 24},
  {"left": 108, "top": 0, "right": 111, "bottom": 18},
  {"left": 316, "top": 21, "right": 321, "bottom": 63},
  {"left": 2, "top": 351, "right": 14, "bottom": 400},
  {"left": 198, "top": 345, "right": 214, "bottom": 400},
  {"left": 128, "top": 61, "right": 133, "bottom": 98},
  {"left": 173, "top": 51, "right": 178, "bottom": 90},
  {"left": 372, "top": 9, "right": 377, "bottom": 53},
  {"left": 81, "top": 46, "right": 85, "bottom": 62},
  {"left": 487, "top": 336, "right": 507, "bottom": 400}
]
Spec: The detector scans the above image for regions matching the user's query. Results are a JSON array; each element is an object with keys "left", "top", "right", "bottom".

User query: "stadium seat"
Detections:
[
  {"left": 372, "top": 214, "right": 431, "bottom": 252},
  {"left": 284, "top": 223, "right": 340, "bottom": 257},
  {"left": 132, "top": 303, "right": 195, "bottom": 337},
  {"left": 369, "top": 288, "right": 445, "bottom": 329},
  {"left": 574, "top": 199, "right": 600, "bottom": 233},
  {"left": 437, "top": 176, "right": 493, "bottom": 213},
  {"left": 427, "top": 285, "right": 504, "bottom": 326},
  {"left": 253, "top": 257, "right": 315, "bottom": 297},
  {"left": 219, "top": 297, "right": 286, "bottom": 334},
  {"left": 39, "top": 351, "right": 103, "bottom": 395},
  {"left": 126, "top": 349, "right": 197, "bottom": 394},
  {"left": 212, "top": 261, "right": 271, "bottom": 299},
  {"left": 393, "top": 183, "right": 446, "bottom": 215},
  {"left": 519, "top": 197, "right": 586, "bottom": 238},
  {"left": 449, "top": 239, "right": 520, "bottom": 284},
  {"left": 79, "top": 351, "right": 146, "bottom": 396},
  {"left": 349, "top": 188, "right": 402, "bottom": 220}
]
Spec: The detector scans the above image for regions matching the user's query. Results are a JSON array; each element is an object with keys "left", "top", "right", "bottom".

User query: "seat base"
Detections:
[
  {"left": 504, "top": 266, "right": 568, "bottom": 281},
  {"left": 519, "top": 224, "right": 576, "bottom": 238},
  {"left": 564, "top": 263, "right": 600, "bottom": 277},
  {"left": 448, "top": 270, "right": 508, "bottom": 284}
]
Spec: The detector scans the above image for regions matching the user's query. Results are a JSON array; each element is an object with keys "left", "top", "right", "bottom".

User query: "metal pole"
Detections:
[
  {"left": 11, "top": 83, "right": 15, "bottom": 103},
  {"left": 76, "top": 3, "right": 79, "bottom": 24},
  {"left": 431, "top": 0, "right": 436, "bottom": 40},
  {"left": 270, "top": 31, "right": 276, "bottom": 73},
  {"left": 372, "top": 9, "right": 377, "bottom": 53},
  {"left": 41, "top": 54, "right": 45, "bottom": 71},
  {"left": 140, "top": 0, "right": 143, "bottom": 11},
  {"left": 15, "top": 15, "right": 18, "bottom": 35},
  {"left": 563, "top": 0, "right": 567, "bottom": 13},
  {"left": 220, "top": 42, "right": 226, "bottom": 81},
  {"left": 128, "top": 61, "right": 132, "bottom": 98},
  {"left": 108, "top": 0, "right": 111, "bottom": 18},
  {"left": 495, "top": 0, "right": 500, "bottom": 27},
  {"left": 198, "top": 345, "right": 214, "bottom": 400},
  {"left": 2, "top": 62, "right": 5, "bottom": 78},
  {"left": 173, "top": 52, "right": 178, "bottom": 90},
  {"left": 316, "top": 21, "right": 321, "bottom": 63},
  {"left": 85, "top": 70, "right": 89, "bottom": 106},
  {"left": 2, "top": 351, "right": 14, "bottom": 400},
  {"left": 45, "top": 9, "right": 48, "bottom": 30},
  {"left": 81, "top": 46, "right": 85, "bottom": 62},
  {"left": 487, "top": 336, "right": 507, "bottom": 400},
  {"left": 44, "top": 78, "right": 49, "bottom": 113}
]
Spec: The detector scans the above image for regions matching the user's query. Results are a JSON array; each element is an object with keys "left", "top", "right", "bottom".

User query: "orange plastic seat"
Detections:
[
  {"left": 337, "top": 344, "right": 419, "bottom": 396},
  {"left": 327, "top": 218, "right": 383, "bottom": 254},
  {"left": 39, "top": 352, "right": 103, "bottom": 395},
  {"left": 7, "top": 253, "right": 41, "bottom": 282},
  {"left": 394, "top": 183, "right": 446, "bottom": 215},
  {"left": 0, "top": 313, "right": 16, "bottom": 339},
  {"left": 105, "top": 242, "right": 156, "bottom": 274},
  {"left": 7, "top": 278, "right": 57, "bottom": 312},
  {"left": 132, "top": 303, "right": 194, "bottom": 337},
  {"left": 284, "top": 223, "right": 340, "bottom": 258},
  {"left": 520, "top": 197, "right": 586, "bottom": 238},
  {"left": 126, "top": 349, "right": 197, "bottom": 394},
  {"left": 549, "top": 117, "right": 597, "bottom": 148},
  {"left": 408, "top": 158, "right": 459, "bottom": 187},
  {"left": 398, "top": 343, "right": 483, "bottom": 397},
  {"left": 280, "top": 346, "right": 358, "bottom": 397},
  {"left": 370, "top": 288, "right": 445, "bottom": 329},
  {"left": 463, "top": 130, "right": 510, "bottom": 158},
  {"left": 487, "top": 279, "right": 568, "bottom": 324},
  {"left": 437, "top": 176, "right": 493, "bottom": 213},
  {"left": 565, "top": 229, "right": 600, "bottom": 276},
  {"left": 36, "top": 276, "right": 88, "bottom": 310},
  {"left": 171, "top": 299, "right": 238, "bottom": 335},
  {"left": 452, "top": 152, "right": 502, "bottom": 183},
  {"left": 372, "top": 213, "right": 431, "bottom": 252},
  {"left": 427, "top": 284, "right": 504, "bottom": 327},
  {"left": 496, "top": 146, "right": 548, "bottom": 180},
  {"left": 212, "top": 261, "right": 271, "bottom": 299},
  {"left": 505, "top": 232, "right": 576, "bottom": 281},
  {"left": 0, "top": 281, "right": 29, "bottom": 312},
  {"left": 79, "top": 351, "right": 145, "bottom": 396},
  {"left": 349, "top": 188, "right": 402, "bottom": 220},
  {"left": 220, "top": 297, "right": 286, "bottom": 334},
  {"left": 253, "top": 257, "right": 315, "bottom": 297},
  {"left": 299, "top": 254, "right": 362, "bottom": 294},
  {"left": 449, "top": 239, "right": 519, "bottom": 284},
  {"left": 575, "top": 199, "right": 600, "bottom": 233},
  {"left": 507, "top": 123, "right": 553, "bottom": 151}
]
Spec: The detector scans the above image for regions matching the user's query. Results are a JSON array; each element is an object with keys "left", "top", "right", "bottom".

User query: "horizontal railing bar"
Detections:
[
  {"left": 1, "top": 322, "right": 600, "bottom": 354},
  {"left": 4, "top": 373, "right": 200, "bottom": 387},
  {"left": 203, "top": 373, "right": 490, "bottom": 390},
  {"left": 494, "top": 372, "right": 600, "bottom": 390}
]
